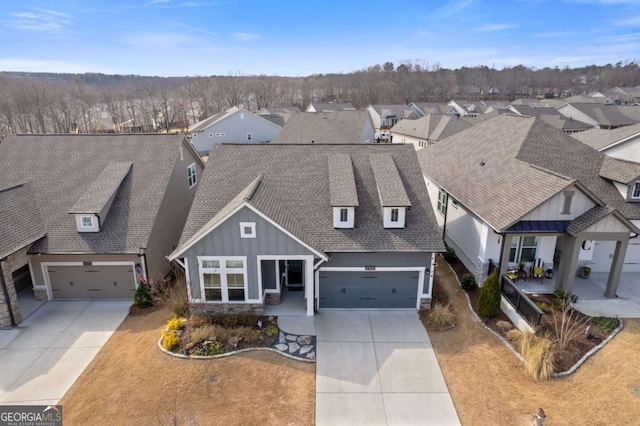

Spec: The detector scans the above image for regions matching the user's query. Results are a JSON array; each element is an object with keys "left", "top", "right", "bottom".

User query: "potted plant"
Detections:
[
  {"left": 518, "top": 261, "right": 525, "bottom": 272},
  {"left": 580, "top": 266, "right": 591, "bottom": 279}
]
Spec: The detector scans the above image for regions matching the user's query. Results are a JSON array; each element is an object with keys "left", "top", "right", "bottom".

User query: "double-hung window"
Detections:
[
  {"left": 199, "top": 257, "right": 247, "bottom": 302},
  {"left": 632, "top": 182, "right": 640, "bottom": 200},
  {"left": 187, "top": 163, "right": 197, "bottom": 188},
  {"left": 508, "top": 236, "right": 538, "bottom": 263},
  {"left": 437, "top": 189, "right": 447, "bottom": 215}
]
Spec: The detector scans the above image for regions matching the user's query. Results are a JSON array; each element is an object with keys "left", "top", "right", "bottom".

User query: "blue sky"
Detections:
[{"left": 0, "top": 0, "right": 639, "bottom": 76}]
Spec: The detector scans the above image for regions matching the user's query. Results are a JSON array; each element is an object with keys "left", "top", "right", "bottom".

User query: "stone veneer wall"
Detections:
[
  {"left": 420, "top": 298, "right": 433, "bottom": 310},
  {"left": 264, "top": 293, "right": 281, "bottom": 305},
  {"left": 0, "top": 247, "right": 31, "bottom": 328},
  {"left": 190, "top": 303, "right": 264, "bottom": 316}
]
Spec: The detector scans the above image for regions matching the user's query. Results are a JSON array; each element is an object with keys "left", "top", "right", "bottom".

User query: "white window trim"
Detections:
[
  {"left": 197, "top": 256, "right": 248, "bottom": 303},
  {"left": 390, "top": 208, "right": 399, "bottom": 222},
  {"left": 508, "top": 236, "right": 539, "bottom": 264},
  {"left": 239, "top": 222, "right": 256, "bottom": 238},
  {"left": 632, "top": 182, "right": 640, "bottom": 200},
  {"left": 339, "top": 208, "right": 348, "bottom": 222},
  {"left": 80, "top": 215, "right": 94, "bottom": 228},
  {"left": 187, "top": 163, "right": 197, "bottom": 188},
  {"left": 437, "top": 189, "right": 447, "bottom": 215}
]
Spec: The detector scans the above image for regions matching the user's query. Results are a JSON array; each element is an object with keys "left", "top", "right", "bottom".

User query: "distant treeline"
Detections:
[{"left": 0, "top": 59, "right": 638, "bottom": 136}]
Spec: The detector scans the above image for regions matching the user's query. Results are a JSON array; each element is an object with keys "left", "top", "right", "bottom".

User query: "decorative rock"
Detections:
[
  {"left": 279, "top": 332, "right": 286, "bottom": 344},
  {"left": 297, "top": 335, "right": 312, "bottom": 345},
  {"left": 288, "top": 342, "right": 300, "bottom": 353},
  {"left": 275, "top": 344, "right": 288, "bottom": 351},
  {"left": 306, "top": 351, "right": 315, "bottom": 360},
  {"left": 299, "top": 345, "right": 313, "bottom": 355},
  {"left": 286, "top": 334, "right": 297, "bottom": 341}
]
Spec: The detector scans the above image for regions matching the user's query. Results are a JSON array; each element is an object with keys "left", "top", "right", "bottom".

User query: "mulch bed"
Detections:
[{"left": 444, "top": 255, "right": 619, "bottom": 373}]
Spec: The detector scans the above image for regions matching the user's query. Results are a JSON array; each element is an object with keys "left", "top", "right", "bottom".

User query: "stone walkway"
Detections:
[{"left": 272, "top": 330, "right": 316, "bottom": 361}]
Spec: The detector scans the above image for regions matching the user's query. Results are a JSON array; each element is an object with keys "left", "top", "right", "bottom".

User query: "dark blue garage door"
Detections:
[{"left": 319, "top": 271, "right": 419, "bottom": 309}]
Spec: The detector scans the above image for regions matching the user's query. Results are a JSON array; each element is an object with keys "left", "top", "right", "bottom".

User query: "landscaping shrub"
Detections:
[
  {"left": 506, "top": 329, "right": 523, "bottom": 343},
  {"left": 534, "top": 301, "right": 548, "bottom": 312},
  {"left": 134, "top": 283, "right": 153, "bottom": 308},
  {"left": 265, "top": 322, "right": 279, "bottom": 336},
  {"left": 520, "top": 332, "right": 555, "bottom": 381},
  {"left": 229, "top": 326, "right": 262, "bottom": 345},
  {"left": 460, "top": 273, "right": 477, "bottom": 292},
  {"left": 166, "top": 316, "right": 185, "bottom": 331},
  {"left": 428, "top": 303, "right": 455, "bottom": 330},
  {"left": 190, "top": 325, "right": 221, "bottom": 345},
  {"left": 477, "top": 270, "right": 501, "bottom": 318},
  {"left": 188, "top": 315, "right": 211, "bottom": 328},
  {"left": 552, "top": 303, "right": 590, "bottom": 350},
  {"left": 209, "top": 313, "right": 261, "bottom": 328},
  {"left": 496, "top": 320, "right": 512, "bottom": 332},
  {"left": 162, "top": 330, "right": 180, "bottom": 351},
  {"left": 443, "top": 246, "right": 457, "bottom": 263},
  {"left": 171, "top": 294, "right": 190, "bottom": 318},
  {"left": 591, "top": 317, "right": 619, "bottom": 333}
]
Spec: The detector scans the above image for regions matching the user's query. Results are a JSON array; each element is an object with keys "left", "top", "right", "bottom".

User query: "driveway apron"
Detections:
[
  {"left": 315, "top": 310, "right": 460, "bottom": 425},
  {"left": 0, "top": 300, "right": 130, "bottom": 405}
]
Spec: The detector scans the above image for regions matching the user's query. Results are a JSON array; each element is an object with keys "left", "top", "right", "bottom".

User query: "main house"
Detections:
[
  {"left": 418, "top": 114, "right": 640, "bottom": 299},
  {"left": 0, "top": 134, "right": 204, "bottom": 328},
  {"left": 169, "top": 144, "right": 444, "bottom": 316},
  {"left": 188, "top": 106, "right": 282, "bottom": 154}
]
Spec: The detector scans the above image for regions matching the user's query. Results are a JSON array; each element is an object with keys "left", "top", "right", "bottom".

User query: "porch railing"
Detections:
[
  {"left": 500, "top": 275, "right": 543, "bottom": 327},
  {"left": 488, "top": 258, "right": 499, "bottom": 276}
]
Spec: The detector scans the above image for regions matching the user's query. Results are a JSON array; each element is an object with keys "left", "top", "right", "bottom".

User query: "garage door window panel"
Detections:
[{"left": 198, "top": 257, "right": 248, "bottom": 303}]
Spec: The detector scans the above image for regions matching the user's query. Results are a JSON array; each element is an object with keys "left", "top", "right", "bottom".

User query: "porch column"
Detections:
[
  {"left": 556, "top": 236, "right": 581, "bottom": 294},
  {"left": 305, "top": 258, "right": 314, "bottom": 316},
  {"left": 605, "top": 238, "right": 629, "bottom": 298},
  {"left": 498, "top": 234, "right": 512, "bottom": 279}
]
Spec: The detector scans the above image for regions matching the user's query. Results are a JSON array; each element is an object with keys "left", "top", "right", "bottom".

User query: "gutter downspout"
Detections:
[
  {"left": 442, "top": 192, "right": 449, "bottom": 241},
  {"left": 0, "top": 261, "right": 17, "bottom": 327}
]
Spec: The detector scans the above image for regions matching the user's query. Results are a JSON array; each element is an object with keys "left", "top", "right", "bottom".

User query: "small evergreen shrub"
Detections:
[
  {"left": 534, "top": 301, "right": 548, "bottom": 312},
  {"left": 265, "top": 322, "right": 279, "bottom": 336},
  {"left": 443, "top": 246, "right": 457, "bottom": 263},
  {"left": 477, "top": 270, "right": 501, "bottom": 318},
  {"left": 134, "top": 283, "right": 153, "bottom": 308},
  {"left": 591, "top": 317, "right": 619, "bottom": 333},
  {"left": 460, "top": 273, "right": 477, "bottom": 292}
]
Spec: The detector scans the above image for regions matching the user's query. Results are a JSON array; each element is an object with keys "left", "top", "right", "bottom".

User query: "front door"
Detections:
[{"left": 282, "top": 260, "right": 304, "bottom": 290}]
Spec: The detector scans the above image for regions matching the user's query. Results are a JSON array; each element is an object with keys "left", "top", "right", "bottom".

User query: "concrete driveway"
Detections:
[
  {"left": 0, "top": 300, "right": 130, "bottom": 405},
  {"left": 315, "top": 310, "right": 460, "bottom": 425}
]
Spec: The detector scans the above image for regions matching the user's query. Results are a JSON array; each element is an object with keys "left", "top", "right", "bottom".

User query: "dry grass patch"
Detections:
[
  {"left": 425, "top": 255, "right": 640, "bottom": 425},
  {"left": 60, "top": 304, "right": 315, "bottom": 425}
]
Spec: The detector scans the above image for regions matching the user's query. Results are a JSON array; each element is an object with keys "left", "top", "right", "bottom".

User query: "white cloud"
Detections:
[
  {"left": 0, "top": 58, "right": 117, "bottom": 74},
  {"left": 473, "top": 23, "right": 515, "bottom": 32},
  {"left": 233, "top": 32, "right": 261, "bottom": 42},
  {"left": 4, "top": 9, "right": 72, "bottom": 34},
  {"left": 612, "top": 16, "right": 640, "bottom": 26}
]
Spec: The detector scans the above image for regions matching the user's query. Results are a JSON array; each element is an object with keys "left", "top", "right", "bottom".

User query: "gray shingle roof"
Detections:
[
  {"left": 370, "top": 105, "right": 420, "bottom": 120},
  {"left": 571, "top": 123, "right": 640, "bottom": 150},
  {"left": 0, "top": 133, "right": 190, "bottom": 254},
  {"left": 307, "top": 103, "right": 355, "bottom": 112},
  {"left": 419, "top": 115, "right": 576, "bottom": 231},
  {"left": 0, "top": 183, "right": 46, "bottom": 259},
  {"left": 328, "top": 155, "right": 359, "bottom": 207},
  {"left": 370, "top": 155, "right": 411, "bottom": 207},
  {"left": 567, "top": 103, "right": 637, "bottom": 127},
  {"left": 273, "top": 111, "right": 373, "bottom": 144},
  {"left": 566, "top": 206, "right": 614, "bottom": 236},
  {"left": 599, "top": 156, "right": 640, "bottom": 184},
  {"left": 178, "top": 144, "right": 444, "bottom": 253},
  {"left": 69, "top": 162, "right": 132, "bottom": 214},
  {"left": 390, "top": 114, "right": 471, "bottom": 142}
]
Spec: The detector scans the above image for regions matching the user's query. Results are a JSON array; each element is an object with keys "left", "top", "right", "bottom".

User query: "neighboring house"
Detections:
[
  {"left": 408, "top": 103, "right": 455, "bottom": 117},
  {"left": 305, "top": 103, "right": 355, "bottom": 113},
  {"left": 0, "top": 134, "right": 204, "bottom": 329},
  {"left": 508, "top": 105, "right": 594, "bottom": 134},
  {"left": 169, "top": 144, "right": 444, "bottom": 316},
  {"left": 366, "top": 104, "right": 420, "bottom": 131},
  {"left": 188, "top": 106, "right": 282, "bottom": 154},
  {"left": 273, "top": 111, "right": 375, "bottom": 144},
  {"left": 608, "top": 87, "right": 640, "bottom": 104},
  {"left": 256, "top": 106, "right": 301, "bottom": 125},
  {"left": 418, "top": 114, "right": 640, "bottom": 299},
  {"left": 572, "top": 123, "right": 640, "bottom": 163},
  {"left": 447, "top": 100, "right": 484, "bottom": 117},
  {"left": 390, "top": 114, "right": 471, "bottom": 149},
  {"left": 557, "top": 103, "right": 637, "bottom": 129}
]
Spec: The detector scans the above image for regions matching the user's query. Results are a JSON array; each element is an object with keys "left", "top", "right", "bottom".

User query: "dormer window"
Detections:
[
  {"left": 391, "top": 208, "right": 399, "bottom": 222},
  {"left": 632, "top": 182, "right": 640, "bottom": 200},
  {"left": 383, "top": 207, "right": 406, "bottom": 228},
  {"left": 334, "top": 207, "right": 354, "bottom": 228},
  {"left": 81, "top": 216, "right": 94, "bottom": 228}
]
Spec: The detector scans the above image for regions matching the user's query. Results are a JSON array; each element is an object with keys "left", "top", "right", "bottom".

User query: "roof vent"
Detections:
[{"left": 479, "top": 159, "right": 486, "bottom": 166}]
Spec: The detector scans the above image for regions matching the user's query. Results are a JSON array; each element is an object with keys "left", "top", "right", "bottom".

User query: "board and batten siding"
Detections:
[
  {"left": 182, "top": 206, "right": 314, "bottom": 300},
  {"left": 322, "top": 252, "right": 432, "bottom": 294},
  {"left": 423, "top": 175, "right": 445, "bottom": 228},
  {"left": 444, "top": 198, "right": 487, "bottom": 278},
  {"left": 192, "top": 111, "right": 281, "bottom": 153},
  {"left": 519, "top": 185, "right": 595, "bottom": 221}
]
